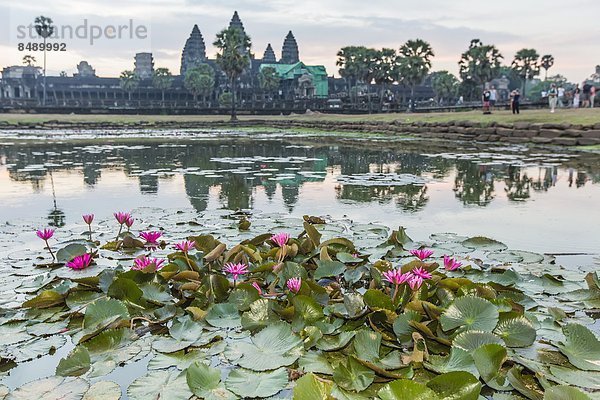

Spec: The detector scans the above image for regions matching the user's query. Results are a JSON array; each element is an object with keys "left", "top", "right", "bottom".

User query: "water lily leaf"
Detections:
[
  {"left": 488, "top": 250, "right": 544, "bottom": 264},
  {"left": 292, "top": 295, "right": 324, "bottom": 330},
  {"left": 543, "top": 385, "right": 591, "bottom": 399},
  {"left": 472, "top": 344, "right": 510, "bottom": 390},
  {"left": 462, "top": 237, "right": 507, "bottom": 251},
  {"left": 205, "top": 303, "right": 241, "bottom": 328},
  {"left": 364, "top": 289, "right": 395, "bottom": 311},
  {"left": 293, "top": 372, "right": 333, "bottom": 400},
  {"left": 549, "top": 365, "right": 600, "bottom": 389},
  {"left": 315, "top": 260, "right": 346, "bottom": 279},
  {"left": 148, "top": 348, "right": 208, "bottom": 371},
  {"left": 22, "top": 290, "right": 65, "bottom": 309},
  {"left": 556, "top": 323, "right": 600, "bottom": 371},
  {"left": 378, "top": 379, "right": 439, "bottom": 400},
  {"left": 506, "top": 366, "right": 544, "bottom": 400},
  {"left": 225, "top": 321, "right": 303, "bottom": 371},
  {"left": 426, "top": 347, "right": 479, "bottom": 378},
  {"left": 241, "top": 298, "right": 279, "bottom": 331},
  {"left": 353, "top": 330, "right": 381, "bottom": 362},
  {"left": 225, "top": 367, "right": 288, "bottom": 398},
  {"left": 440, "top": 296, "right": 499, "bottom": 332},
  {"left": 426, "top": 371, "right": 482, "bottom": 400},
  {"left": 7, "top": 334, "right": 66, "bottom": 363},
  {"left": 56, "top": 346, "right": 91, "bottom": 377},
  {"left": 303, "top": 221, "right": 322, "bottom": 248},
  {"left": 494, "top": 317, "right": 536, "bottom": 347},
  {"left": 127, "top": 370, "right": 192, "bottom": 400},
  {"left": 9, "top": 376, "right": 89, "bottom": 400},
  {"left": 26, "top": 319, "right": 69, "bottom": 336},
  {"left": 81, "top": 298, "right": 129, "bottom": 341},
  {"left": 107, "top": 277, "right": 144, "bottom": 305},
  {"left": 333, "top": 355, "right": 375, "bottom": 392},
  {"left": 82, "top": 328, "right": 147, "bottom": 377},
  {"left": 186, "top": 361, "right": 236, "bottom": 400},
  {"left": 57, "top": 243, "right": 88, "bottom": 263},
  {"left": 393, "top": 310, "right": 422, "bottom": 343},
  {"left": 317, "top": 331, "right": 356, "bottom": 351},
  {"left": 453, "top": 331, "right": 503, "bottom": 353},
  {"left": 140, "top": 283, "right": 175, "bottom": 305},
  {"left": 298, "top": 351, "right": 334, "bottom": 375},
  {"left": 337, "top": 253, "right": 362, "bottom": 263},
  {"left": 82, "top": 381, "right": 121, "bottom": 400}
]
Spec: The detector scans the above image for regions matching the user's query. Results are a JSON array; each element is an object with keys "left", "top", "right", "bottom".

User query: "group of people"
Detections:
[{"left": 482, "top": 87, "right": 521, "bottom": 114}]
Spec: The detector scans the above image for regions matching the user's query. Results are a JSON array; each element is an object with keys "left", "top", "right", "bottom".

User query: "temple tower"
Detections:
[
  {"left": 229, "top": 11, "right": 245, "bottom": 33},
  {"left": 262, "top": 44, "right": 277, "bottom": 63},
  {"left": 180, "top": 24, "right": 206, "bottom": 76},
  {"left": 281, "top": 31, "right": 299, "bottom": 64}
]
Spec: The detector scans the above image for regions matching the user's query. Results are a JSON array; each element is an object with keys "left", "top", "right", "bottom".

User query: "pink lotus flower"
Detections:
[
  {"left": 133, "top": 256, "right": 165, "bottom": 271},
  {"left": 66, "top": 253, "right": 93, "bottom": 270},
  {"left": 410, "top": 249, "right": 435, "bottom": 261},
  {"left": 114, "top": 212, "right": 131, "bottom": 225},
  {"left": 408, "top": 274, "right": 424, "bottom": 291},
  {"left": 443, "top": 255, "right": 463, "bottom": 271},
  {"left": 125, "top": 216, "right": 135, "bottom": 229},
  {"left": 271, "top": 232, "right": 290, "bottom": 247},
  {"left": 174, "top": 240, "right": 195, "bottom": 253},
  {"left": 252, "top": 282, "right": 262, "bottom": 295},
  {"left": 223, "top": 262, "right": 249, "bottom": 281},
  {"left": 412, "top": 267, "right": 432, "bottom": 280},
  {"left": 36, "top": 228, "right": 55, "bottom": 241},
  {"left": 286, "top": 277, "right": 302, "bottom": 293},
  {"left": 140, "top": 231, "right": 162, "bottom": 245},
  {"left": 82, "top": 214, "right": 94, "bottom": 225},
  {"left": 382, "top": 269, "right": 411, "bottom": 285}
]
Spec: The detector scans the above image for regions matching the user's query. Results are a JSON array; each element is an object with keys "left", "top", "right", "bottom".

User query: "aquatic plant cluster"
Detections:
[{"left": 3, "top": 210, "right": 600, "bottom": 399}]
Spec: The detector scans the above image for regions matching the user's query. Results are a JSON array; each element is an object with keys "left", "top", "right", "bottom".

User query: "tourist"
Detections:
[
  {"left": 511, "top": 89, "right": 520, "bottom": 114},
  {"left": 557, "top": 85, "right": 565, "bottom": 108},
  {"left": 590, "top": 85, "right": 596, "bottom": 108},
  {"left": 548, "top": 84, "right": 558, "bottom": 113},
  {"left": 573, "top": 84, "right": 581, "bottom": 108},
  {"left": 582, "top": 82, "right": 591, "bottom": 108},
  {"left": 482, "top": 88, "right": 492, "bottom": 114},
  {"left": 490, "top": 86, "right": 497, "bottom": 111}
]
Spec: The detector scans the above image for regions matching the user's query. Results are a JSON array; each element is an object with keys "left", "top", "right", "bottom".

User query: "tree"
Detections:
[
  {"left": 22, "top": 55, "right": 36, "bottom": 66},
  {"left": 511, "top": 48, "right": 540, "bottom": 98},
  {"left": 540, "top": 54, "right": 555, "bottom": 81},
  {"left": 458, "top": 39, "right": 503, "bottom": 98},
  {"left": 371, "top": 48, "right": 397, "bottom": 107},
  {"left": 152, "top": 68, "right": 173, "bottom": 104},
  {"left": 336, "top": 46, "right": 377, "bottom": 105},
  {"left": 258, "top": 67, "right": 280, "bottom": 99},
  {"left": 213, "top": 27, "right": 251, "bottom": 121},
  {"left": 184, "top": 64, "right": 215, "bottom": 105},
  {"left": 119, "top": 70, "right": 139, "bottom": 101},
  {"left": 34, "top": 16, "right": 54, "bottom": 106},
  {"left": 396, "top": 39, "right": 435, "bottom": 110},
  {"left": 431, "top": 71, "right": 459, "bottom": 104}
]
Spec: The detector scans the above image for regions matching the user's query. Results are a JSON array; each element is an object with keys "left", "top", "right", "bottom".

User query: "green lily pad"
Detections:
[
  {"left": 127, "top": 370, "right": 192, "bottom": 400},
  {"left": 205, "top": 303, "right": 242, "bottom": 328},
  {"left": 378, "top": 379, "right": 438, "bottom": 400},
  {"left": 453, "top": 331, "right": 504, "bottom": 353},
  {"left": 556, "top": 323, "right": 600, "bottom": 371},
  {"left": 186, "top": 361, "right": 236, "bottom": 400},
  {"left": 293, "top": 372, "right": 333, "bottom": 400},
  {"left": 82, "top": 381, "right": 121, "bottom": 400},
  {"left": 333, "top": 355, "right": 375, "bottom": 392},
  {"left": 225, "top": 367, "right": 288, "bottom": 398},
  {"left": 543, "top": 385, "right": 591, "bottom": 400},
  {"left": 56, "top": 243, "right": 88, "bottom": 263},
  {"left": 56, "top": 346, "right": 91, "bottom": 377},
  {"left": 426, "top": 371, "right": 482, "bottom": 400},
  {"left": 462, "top": 237, "right": 507, "bottom": 251},
  {"left": 81, "top": 298, "right": 129, "bottom": 341},
  {"left": 315, "top": 260, "right": 346, "bottom": 279},
  {"left": 494, "top": 317, "right": 536, "bottom": 348},
  {"left": 441, "top": 296, "right": 499, "bottom": 332},
  {"left": 472, "top": 344, "right": 510, "bottom": 390},
  {"left": 9, "top": 376, "right": 89, "bottom": 400}
]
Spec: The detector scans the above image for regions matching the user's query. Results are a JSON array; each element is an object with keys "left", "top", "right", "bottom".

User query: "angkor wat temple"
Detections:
[{"left": 0, "top": 11, "right": 434, "bottom": 113}]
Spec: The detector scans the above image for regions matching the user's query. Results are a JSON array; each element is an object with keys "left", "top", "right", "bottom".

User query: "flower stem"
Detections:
[
  {"left": 45, "top": 239, "right": 55, "bottom": 261},
  {"left": 88, "top": 224, "right": 92, "bottom": 241},
  {"left": 115, "top": 224, "right": 123, "bottom": 242},
  {"left": 392, "top": 284, "right": 399, "bottom": 302}
]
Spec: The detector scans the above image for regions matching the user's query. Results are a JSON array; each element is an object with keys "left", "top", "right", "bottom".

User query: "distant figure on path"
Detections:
[
  {"left": 590, "top": 86, "right": 596, "bottom": 108},
  {"left": 548, "top": 84, "right": 558, "bottom": 113},
  {"left": 482, "top": 89, "right": 492, "bottom": 114},
  {"left": 582, "top": 83, "right": 592, "bottom": 108},
  {"left": 490, "top": 86, "right": 497, "bottom": 111},
  {"left": 557, "top": 85, "right": 565, "bottom": 108},
  {"left": 511, "top": 89, "right": 521, "bottom": 114},
  {"left": 573, "top": 84, "right": 581, "bottom": 108}
]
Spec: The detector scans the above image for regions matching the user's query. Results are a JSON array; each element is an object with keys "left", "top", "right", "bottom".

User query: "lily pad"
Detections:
[
  {"left": 225, "top": 367, "right": 288, "bottom": 398},
  {"left": 441, "top": 296, "right": 499, "bottom": 332},
  {"left": 127, "top": 370, "right": 192, "bottom": 400}
]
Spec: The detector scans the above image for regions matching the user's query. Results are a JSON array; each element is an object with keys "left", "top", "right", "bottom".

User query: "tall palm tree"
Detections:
[
  {"left": 372, "top": 48, "right": 397, "bottom": 108},
  {"left": 511, "top": 48, "right": 540, "bottom": 98},
  {"left": 258, "top": 66, "right": 281, "bottom": 100},
  {"left": 396, "top": 39, "right": 435, "bottom": 110},
  {"left": 184, "top": 65, "right": 215, "bottom": 105},
  {"left": 152, "top": 68, "right": 173, "bottom": 105},
  {"left": 34, "top": 16, "right": 54, "bottom": 106},
  {"left": 119, "top": 70, "right": 139, "bottom": 101},
  {"left": 458, "top": 39, "right": 503, "bottom": 99},
  {"left": 213, "top": 27, "right": 251, "bottom": 121},
  {"left": 540, "top": 54, "right": 555, "bottom": 81},
  {"left": 431, "top": 71, "right": 459, "bottom": 104}
]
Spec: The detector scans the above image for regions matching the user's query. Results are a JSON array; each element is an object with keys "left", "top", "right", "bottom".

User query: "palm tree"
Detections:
[
  {"left": 22, "top": 55, "right": 36, "bottom": 66},
  {"left": 336, "top": 46, "right": 371, "bottom": 104},
  {"left": 431, "top": 71, "right": 459, "bottom": 105},
  {"left": 213, "top": 27, "right": 251, "bottom": 121},
  {"left": 458, "top": 39, "right": 503, "bottom": 99},
  {"left": 34, "top": 16, "right": 54, "bottom": 106},
  {"left": 184, "top": 65, "right": 215, "bottom": 105},
  {"left": 152, "top": 68, "right": 173, "bottom": 105},
  {"left": 371, "top": 48, "right": 397, "bottom": 108},
  {"left": 511, "top": 48, "right": 540, "bottom": 98},
  {"left": 258, "top": 67, "right": 280, "bottom": 100},
  {"left": 540, "top": 54, "right": 555, "bottom": 81},
  {"left": 119, "top": 70, "right": 139, "bottom": 101},
  {"left": 396, "top": 39, "right": 435, "bottom": 111}
]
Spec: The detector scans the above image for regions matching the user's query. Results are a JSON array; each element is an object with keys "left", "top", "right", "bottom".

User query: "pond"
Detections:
[{"left": 1, "top": 129, "right": 599, "bottom": 255}]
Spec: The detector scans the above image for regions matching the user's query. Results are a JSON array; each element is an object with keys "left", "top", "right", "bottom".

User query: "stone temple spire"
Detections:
[
  {"left": 229, "top": 11, "right": 245, "bottom": 33},
  {"left": 262, "top": 43, "right": 277, "bottom": 63},
  {"left": 180, "top": 24, "right": 206, "bottom": 76},
  {"left": 281, "top": 31, "right": 299, "bottom": 64}
]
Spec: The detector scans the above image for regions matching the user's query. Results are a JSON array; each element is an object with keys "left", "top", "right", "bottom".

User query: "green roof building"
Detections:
[{"left": 259, "top": 62, "right": 328, "bottom": 98}]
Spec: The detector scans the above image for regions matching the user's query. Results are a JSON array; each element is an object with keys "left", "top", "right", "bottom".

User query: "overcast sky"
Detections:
[{"left": 1, "top": 0, "right": 598, "bottom": 82}]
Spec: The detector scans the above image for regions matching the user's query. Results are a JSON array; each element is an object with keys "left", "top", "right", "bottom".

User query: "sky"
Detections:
[{"left": 0, "top": 0, "right": 599, "bottom": 82}]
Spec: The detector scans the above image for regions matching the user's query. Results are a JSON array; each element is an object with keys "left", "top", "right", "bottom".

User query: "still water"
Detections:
[{"left": 1, "top": 131, "right": 599, "bottom": 254}]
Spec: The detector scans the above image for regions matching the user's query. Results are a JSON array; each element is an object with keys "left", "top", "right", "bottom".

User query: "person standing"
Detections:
[
  {"left": 590, "top": 86, "right": 596, "bottom": 108},
  {"left": 557, "top": 85, "right": 565, "bottom": 108},
  {"left": 573, "top": 84, "right": 581, "bottom": 108},
  {"left": 582, "top": 83, "right": 591, "bottom": 108},
  {"left": 482, "top": 88, "right": 492, "bottom": 114},
  {"left": 490, "top": 86, "right": 497, "bottom": 111},
  {"left": 548, "top": 84, "right": 558, "bottom": 113},
  {"left": 511, "top": 89, "right": 521, "bottom": 114}
]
